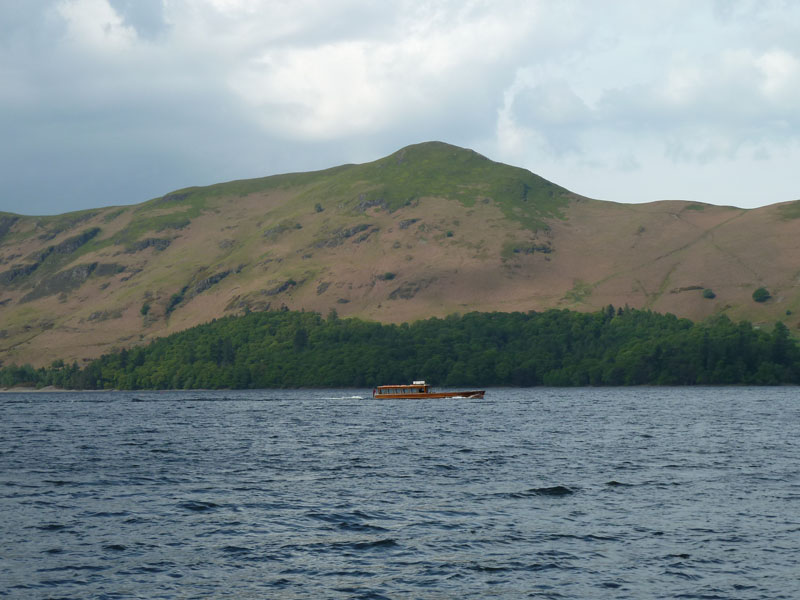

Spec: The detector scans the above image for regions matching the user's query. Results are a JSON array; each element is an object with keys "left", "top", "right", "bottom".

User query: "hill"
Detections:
[{"left": 1, "top": 141, "right": 799, "bottom": 367}]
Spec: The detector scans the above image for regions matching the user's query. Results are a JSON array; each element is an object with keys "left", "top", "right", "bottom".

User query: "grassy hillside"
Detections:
[{"left": 1, "top": 142, "right": 798, "bottom": 367}]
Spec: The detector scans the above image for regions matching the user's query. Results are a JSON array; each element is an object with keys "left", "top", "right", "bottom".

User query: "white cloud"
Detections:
[
  {"left": 55, "top": 0, "right": 137, "bottom": 50},
  {"left": 756, "top": 49, "right": 800, "bottom": 100},
  {"left": 224, "top": 1, "right": 538, "bottom": 140},
  {"left": 492, "top": 2, "right": 800, "bottom": 205}
]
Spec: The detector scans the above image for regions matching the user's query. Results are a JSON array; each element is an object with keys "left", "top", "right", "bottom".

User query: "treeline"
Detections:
[{"left": 2, "top": 307, "right": 799, "bottom": 390}]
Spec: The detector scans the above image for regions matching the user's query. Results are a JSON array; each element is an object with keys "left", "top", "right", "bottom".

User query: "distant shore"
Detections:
[{"left": 1, "top": 386, "right": 69, "bottom": 393}]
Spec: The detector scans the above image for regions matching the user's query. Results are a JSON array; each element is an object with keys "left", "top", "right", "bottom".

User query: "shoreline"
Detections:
[{"left": 0, "top": 386, "right": 113, "bottom": 393}]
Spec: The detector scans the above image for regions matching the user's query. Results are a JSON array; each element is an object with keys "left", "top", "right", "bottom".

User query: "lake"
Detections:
[{"left": 1, "top": 387, "right": 798, "bottom": 599}]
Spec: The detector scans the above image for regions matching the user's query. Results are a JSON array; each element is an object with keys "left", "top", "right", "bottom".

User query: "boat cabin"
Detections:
[{"left": 374, "top": 380, "right": 430, "bottom": 395}]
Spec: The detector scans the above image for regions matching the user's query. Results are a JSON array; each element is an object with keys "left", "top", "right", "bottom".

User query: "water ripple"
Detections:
[{"left": 1, "top": 387, "right": 799, "bottom": 599}]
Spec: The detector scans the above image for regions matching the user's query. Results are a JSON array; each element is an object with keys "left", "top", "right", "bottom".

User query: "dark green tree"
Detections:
[{"left": 752, "top": 287, "right": 771, "bottom": 302}]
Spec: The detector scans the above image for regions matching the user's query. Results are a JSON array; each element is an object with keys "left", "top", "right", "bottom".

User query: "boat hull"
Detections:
[{"left": 372, "top": 390, "right": 485, "bottom": 400}]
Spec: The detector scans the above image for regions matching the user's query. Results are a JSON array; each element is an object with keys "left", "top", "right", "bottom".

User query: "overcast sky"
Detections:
[{"left": 2, "top": 0, "right": 799, "bottom": 215}]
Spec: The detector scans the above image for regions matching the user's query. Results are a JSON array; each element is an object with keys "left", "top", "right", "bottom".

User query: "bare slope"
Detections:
[{"left": 1, "top": 142, "right": 799, "bottom": 367}]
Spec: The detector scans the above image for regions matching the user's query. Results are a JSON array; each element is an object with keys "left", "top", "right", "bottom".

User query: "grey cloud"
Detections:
[
  {"left": 0, "top": 1, "right": 55, "bottom": 34},
  {"left": 510, "top": 80, "right": 594, "bottom": 154},
  {"left": 108, "top": 0, "right": 169, "bottom": 40}
]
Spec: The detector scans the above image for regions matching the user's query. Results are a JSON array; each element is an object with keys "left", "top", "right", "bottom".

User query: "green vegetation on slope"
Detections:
[
  {"left": 300, "top": 141, "right": 571, "bottom": 230},
  {"left": 0, "top": 214, "right": 20, "bottom": 241},
  {"left": 3, "top": 308, "right": 798, "bottom": 389},
  {"left": 778, "top": 200, "right": 800, "bottom": 220},
  {"left": 0, "top": 227, "right": 103, "bottom": 288},
  {"left": 120, "top": 142, "right": 572, "bottom": 232}
]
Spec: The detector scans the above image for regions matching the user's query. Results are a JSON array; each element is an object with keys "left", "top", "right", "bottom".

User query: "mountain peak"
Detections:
[
  {"left": 335, "top": 141, "right": 570, "bottom": 229},
  {"left": 377, "top": 141, "right": 492, "bottom": 171}
]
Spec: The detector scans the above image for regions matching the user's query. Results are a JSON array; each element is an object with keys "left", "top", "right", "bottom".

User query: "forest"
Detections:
[{"left": 2, "top": 306, "right": 799, "bottom": 389}]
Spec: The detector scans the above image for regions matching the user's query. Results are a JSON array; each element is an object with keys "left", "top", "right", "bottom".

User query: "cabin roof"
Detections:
[{"left": 376, "top": 383, "right": 428, "bottom": 388}]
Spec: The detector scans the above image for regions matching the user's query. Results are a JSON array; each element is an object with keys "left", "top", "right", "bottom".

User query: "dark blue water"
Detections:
[{"left": 1, "top": 388, "right": 798, "bottom": 599}]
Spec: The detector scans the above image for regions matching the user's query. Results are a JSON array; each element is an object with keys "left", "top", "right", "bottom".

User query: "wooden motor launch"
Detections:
[{"left": 372, "top": 381, "right": 485, "bottom": 399}]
